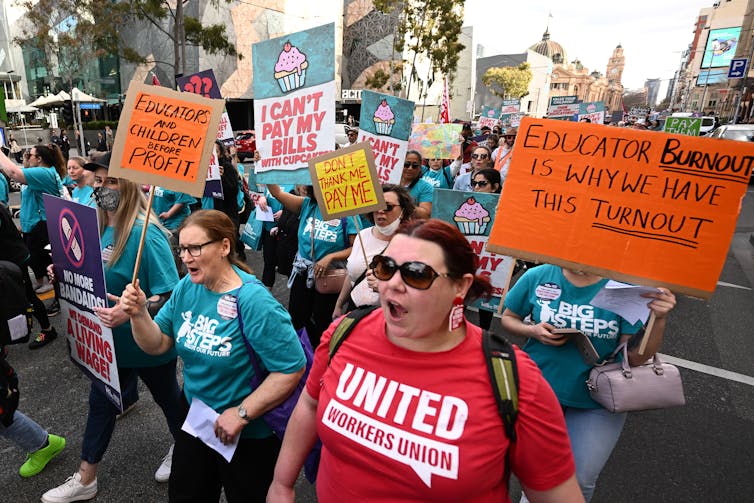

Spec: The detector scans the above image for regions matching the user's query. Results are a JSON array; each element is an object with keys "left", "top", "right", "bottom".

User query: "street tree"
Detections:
[
  {"left": 374, "top": 0, "right": 465, "bottom": 98},
  {"left": 482, "top": 62, "right": 533, "bottom": 99},
  {"left": 14, "top": 0, "right": 239, "bottom": 90}
]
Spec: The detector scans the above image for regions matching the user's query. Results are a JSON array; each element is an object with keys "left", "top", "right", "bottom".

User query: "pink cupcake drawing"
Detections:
[
  {"left": 454, "top": 197, "right": 491, "bottom": 235},
  {"left": 274, "top": 41, "right": 308, "bottom": 93},
  {"left": 373, "top": 99, "right": 396, "bottom": 135}
]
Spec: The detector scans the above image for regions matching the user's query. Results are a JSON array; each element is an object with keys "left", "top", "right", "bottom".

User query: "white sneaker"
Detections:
[
  {"left": 154, "top": 444, "right": 174, "bottom": 483},
  {"left": 41, "top": 472, "right": 98, "bottom": 503}
]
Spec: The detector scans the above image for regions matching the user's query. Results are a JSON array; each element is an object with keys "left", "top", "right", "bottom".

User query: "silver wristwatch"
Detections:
[{"left": 238, "top": 404, "right": 249, "bottom": 422}]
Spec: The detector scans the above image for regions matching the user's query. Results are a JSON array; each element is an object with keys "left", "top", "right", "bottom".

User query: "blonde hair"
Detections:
[{"left": 98, "top": 179, "right": 169, "bottom": 266}]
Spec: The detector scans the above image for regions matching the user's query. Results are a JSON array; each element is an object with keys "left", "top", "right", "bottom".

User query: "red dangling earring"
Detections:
[{"left": 448, "top": 296, "right": 465, "bottom": 331}]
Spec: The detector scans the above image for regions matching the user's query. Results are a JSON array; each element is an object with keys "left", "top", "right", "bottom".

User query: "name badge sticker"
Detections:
[{"left": 217, "top": 294, "right": 238, "bottom": 320}]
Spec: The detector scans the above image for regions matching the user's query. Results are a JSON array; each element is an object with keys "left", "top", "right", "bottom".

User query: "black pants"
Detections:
[
  {"left": 288, "top": 272, "right": 338, "bottom": 349},
  {"left": 169, "top": 395, "right": 281, "bottom": 503},
  {"left": 21, "top": 267, "right": 49, "bottom": 329},
  {"left": 23, "top": 221, "right": 51, "bottom": 280},
  {"left": 260, "top": 231, "right": 277, "bottom": 288}
]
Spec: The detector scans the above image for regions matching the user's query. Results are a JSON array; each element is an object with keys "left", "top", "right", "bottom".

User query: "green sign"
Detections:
[{"left": 662, "top": 117, "right": 701, "bottom": 136}]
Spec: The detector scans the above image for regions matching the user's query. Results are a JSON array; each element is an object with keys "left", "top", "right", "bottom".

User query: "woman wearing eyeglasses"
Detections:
[
  {"left": 269, "top": 219, "right": 583, "bottom": 503},
  {"left": 118, "top": 209, "right": 306, "bottom": 503},
  {"left": 400, "top": 150, "right": 434, "bottom": 218},
  {"left": 471, "top": 168, "right": 502, "bottom": 195},
  {"left": 332, "top": 184, "right": 415, "bottom": 318},
  {"left": 42, "top": 153, "right": 183, "bottom": 503},
  {"left": 453, "top": 146, "right": 492, "bottom": 192},
  {"left": 0, "top": 145, "right": 68, "bottom": 300}
]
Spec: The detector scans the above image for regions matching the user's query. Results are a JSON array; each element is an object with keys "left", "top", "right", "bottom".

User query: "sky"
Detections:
[{"left": 464, "top": 0, "right": 714, "bottom": 97}]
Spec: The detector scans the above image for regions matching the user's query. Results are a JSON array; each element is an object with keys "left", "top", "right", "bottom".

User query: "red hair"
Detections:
[{"left": 396, "top": 219, "right": 492, "bottom": 301}]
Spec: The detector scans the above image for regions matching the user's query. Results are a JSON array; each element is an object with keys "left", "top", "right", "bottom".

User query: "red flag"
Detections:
[
  {"left": 439, "top": 77, "right": 450, "bottom": 123},
  {"left": 151, "top": 72, "right": 161, "bottom": 86}
]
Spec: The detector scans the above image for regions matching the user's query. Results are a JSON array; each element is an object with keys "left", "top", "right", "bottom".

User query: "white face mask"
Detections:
[{"left": 375, "top": 216, "right": 402, "bottom": 237}]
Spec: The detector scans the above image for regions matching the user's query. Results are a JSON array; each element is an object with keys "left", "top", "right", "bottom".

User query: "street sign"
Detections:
[{"left": 728, "top": 58, "right": 748, "bottom": 79}]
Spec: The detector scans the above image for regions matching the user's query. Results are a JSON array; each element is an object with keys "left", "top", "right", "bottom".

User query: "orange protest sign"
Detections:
[
  {"left": 487, "top": 117, "right": 752, "bottom": 299},
  {"left": 308, "top": 142, "right": 385, "bottom": 219},
  {"left": 108, "top": 81, "right": 225, "bottom": 197}
]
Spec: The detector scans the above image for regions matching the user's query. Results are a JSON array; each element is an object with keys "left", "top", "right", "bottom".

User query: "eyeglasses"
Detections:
[
  {"left": 403, "top": 162, "right": 422, "bottom": 169},
  {"left": 376, "top": 203, "right": 397, "bottom": 212},
  {"left": 470, "top": 180, "right": 489, "bottom": 188},
  {"left": 370, "top": 255, "right": 450, "bottom": 290},
  {"left": 177, "top": 240, "right": 218, "bottom": 257},
  {"left": 504, "top": 135, "right": 516, "bottom": 139},
  {"left": 471, "top": 153, "right": 489, "bottom": 160}
]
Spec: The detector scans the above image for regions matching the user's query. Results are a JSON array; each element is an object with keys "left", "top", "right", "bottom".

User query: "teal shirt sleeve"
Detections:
[
  {"left": 410, "top": 179, "right": 434, "bottom": 203},
  {"left": 0, "top": 176, "right": 8, "bottom": 205}
]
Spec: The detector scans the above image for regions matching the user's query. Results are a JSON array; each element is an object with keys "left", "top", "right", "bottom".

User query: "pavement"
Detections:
[{"left": 2, "top": 185, "right": 754, "bottom": 502}]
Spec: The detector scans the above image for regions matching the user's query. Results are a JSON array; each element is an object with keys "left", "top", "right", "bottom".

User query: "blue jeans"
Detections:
[
  {"left": 81, "top": 359, "right": 182, "bottom": 464},
  {"left": 0, "top": 410, "right": 48, "bottom": 453},
  {"left": 565, "top": 406, "right": 627, "bottom": 502}
]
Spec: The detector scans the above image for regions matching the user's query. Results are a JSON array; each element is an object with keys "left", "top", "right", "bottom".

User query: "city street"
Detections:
[{"left": 2, "top": 185, "right": 754, "bottom": 502}]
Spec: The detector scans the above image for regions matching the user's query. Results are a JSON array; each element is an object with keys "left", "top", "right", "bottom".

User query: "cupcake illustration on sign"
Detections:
[
  {"left": 373, "top": 99, "right": 396, "bottom": 135},
  {"left": 274, "top": 41, "right": 308, "bottom": 93},
  {"left": 454, "top": 197, "right": 491, "bottom": 235}
]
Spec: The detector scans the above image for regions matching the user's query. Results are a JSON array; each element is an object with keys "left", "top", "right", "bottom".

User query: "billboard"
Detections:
[
  {"left": 702, "top": 27, "right": 741, "bottom": 69},
  {"left": 696, "top": 68, "right": 728, "bottom": 85}
]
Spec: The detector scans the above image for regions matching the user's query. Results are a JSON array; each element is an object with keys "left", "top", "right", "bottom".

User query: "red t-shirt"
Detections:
[{"left": 306, "top": 310, "right": 575, "bottom": 502}]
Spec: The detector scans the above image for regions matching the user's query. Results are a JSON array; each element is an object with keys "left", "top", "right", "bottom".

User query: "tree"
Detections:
[
  {"left": 14, "top": 0, "right": 239, "bottom": 89},
  {"left": 374, "top": 0, "right": 465, "bottom": 98},
  {"left": 482, "top": 62, "right": 532, "bottom": 99}
]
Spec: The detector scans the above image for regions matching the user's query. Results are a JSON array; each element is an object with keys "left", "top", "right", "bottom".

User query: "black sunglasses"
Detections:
[
  {"left": 370, "top": 255, "right": 450, "bottom": 290},
  {"left": 375, "top": 203, "right": 397, "bottom": 212},
  {"left": 470, "top": 180, "right": 489, "bottom": 188},
  {"left": 403, "top": 162, "right": 422, "bottom": 169},
  {"left": 471, "top": 153, "right": 489, "bottom": 160}
]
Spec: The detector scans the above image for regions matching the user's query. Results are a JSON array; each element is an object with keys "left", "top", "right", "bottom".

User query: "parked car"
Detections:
[
  {"left": 235, "top": 130, "right": 256, "bottom": 161},
  {"left": 707, "top": 124, "right": 754, "bottom": 180},
  {"left": 335, "top": 123, "right": 348, "bottom": 146}
]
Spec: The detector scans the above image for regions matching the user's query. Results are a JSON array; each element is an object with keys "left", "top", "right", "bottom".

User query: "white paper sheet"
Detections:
[
  {"left": 8, "top": 314, "right": 28, "bottom": 341},
  {"left": 181, "top": 398, "right": 238, "bottom": 462},
  {"left": 255, "top": 206, "right": 274, "bottom": 222},
  {"left": 589, "top": 280, "right": 662, "bottom": 325}
]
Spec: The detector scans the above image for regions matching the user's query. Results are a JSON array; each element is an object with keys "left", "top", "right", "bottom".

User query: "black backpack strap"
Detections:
[
  {"left": 482, "top": 331, "right": 519, "bottom": 442},
  {"left": 328, "top": 305, "right": 380, "bottom": 364}
]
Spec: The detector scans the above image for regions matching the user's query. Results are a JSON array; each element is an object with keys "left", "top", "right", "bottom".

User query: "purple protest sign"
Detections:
[
  {"left": 176, "top": 69, "right": 222, "bottom": 99},
  {"left": 44, "top": 195, "right": 122, "bottom": 410}
]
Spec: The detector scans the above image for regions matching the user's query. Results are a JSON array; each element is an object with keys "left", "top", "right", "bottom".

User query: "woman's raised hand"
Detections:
[{"left": 120, "top": 280, "right": 147, "bottom": 317}]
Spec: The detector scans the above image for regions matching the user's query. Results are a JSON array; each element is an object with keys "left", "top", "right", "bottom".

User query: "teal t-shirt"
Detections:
[
  {"left": 152, "top": 187, "right": 196, "bottom": 230},
  {"left": 20, "top": 167, "right": 66, "bottom": 232},
  {"left": 0, "top": 175, "right": 8, "bottom": 205},
  {"left": 72, "top": 185, "right": 95, "bottom": 207},
  {"left": 407, "top": 178, "right": 435, "bottom": 204},
  {"left": 102, "top": 222, "right": 179, "bottom": 368},
  {"left": 201, "top": 196, "right": 214, "bottom": 209},
  {"left": 421, "top": 166, "right": 454, "bottom": 189},
  {"left": 262, "top": 185, "right": 291, "bottom": 231},
  {"left": 504, "top": 264, "right": 642, "bottom": 408},
  {"left": 297, "top": 198, "right": 356, "bottom": 261},
  {"left": 154, "top": 268, "right": 306, "bottom": 438}
]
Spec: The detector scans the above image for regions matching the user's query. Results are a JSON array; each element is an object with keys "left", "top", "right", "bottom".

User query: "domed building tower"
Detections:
[{"left": 529, "top": 28, "right": 568, "bottom": 64}]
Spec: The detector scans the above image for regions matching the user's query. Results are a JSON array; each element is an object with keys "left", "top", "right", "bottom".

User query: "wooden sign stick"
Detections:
[
  {"left": 352, "top": 216, "right": 370, "bottom": 270},
  {"left": 496, "top": 260, "right": 517, "bottom": 316},
  {"left": 638, "top": 311, "right": 657, "bottom": 356},
  {"left": 132, "top": 185, "right": 156, "bottom": 284}
]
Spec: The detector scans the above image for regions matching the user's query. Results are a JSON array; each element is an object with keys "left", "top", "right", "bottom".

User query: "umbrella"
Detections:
[
  {"left": 71, "top": 87, "right": 105, "bottom": 103},
  {"left": 28, "top": 94, "right": 64, "bottom": 108}
]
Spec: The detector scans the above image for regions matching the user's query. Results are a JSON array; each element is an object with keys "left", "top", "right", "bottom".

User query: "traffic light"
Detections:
[{"left": 60, "top": 103, "right": 73, "bottom": 127}]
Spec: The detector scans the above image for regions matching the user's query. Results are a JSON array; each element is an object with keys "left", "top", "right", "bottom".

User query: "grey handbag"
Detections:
[{"left": 586, "top": 343, "right": 686, "bottom": 413}]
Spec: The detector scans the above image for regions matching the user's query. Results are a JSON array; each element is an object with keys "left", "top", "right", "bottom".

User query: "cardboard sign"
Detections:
[
  {"left": 487, "top": 117, "right": 752, "bottom": 299},
  {"left": 308, "top": 142, "right": 385, "bottom": 219},
  {"left": 432, "top": 189, "right": 515, "bottom": 312},
  {"left": 44, "top": 196, "right": 122, "bottom": 410},
  {"left": 408, "top": 123, "right": 462, "bottom": 160},
  {"left": 109, "top": 81, "right": 225, "bottom": 197},
  {"left": 357, "top": 90, "right": 415, "bottom": 184},
  {"left": 176, "top": 69, "right": 222, "bottom": 99},
  {"left": 663, "top": 117, "right": 701, "bottom": 136},
  {"left": 253, "top": 23, "right": 336, "bottom": 184}
]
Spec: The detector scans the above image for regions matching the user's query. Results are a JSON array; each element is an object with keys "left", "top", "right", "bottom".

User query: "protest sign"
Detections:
[
  {"left": 500, "top": 99, "right": 520, "bottom": 114},
  {"left": 253, "top": 23, "right": 336, "bottom": 184},
  {"left": 487, "top": 117, "right": 752, "bottom": 298},
  {"left": 578, "top": 101, "right": 605, "bottom": 124},
  {"left": 44, "top": 196, "right": 122, "bottom": 410},
  {"left": 547, "top": 102, "right": 580, "bottom": 118},
  {"left": 308, "top": 142, "right": 385, "bottom": 219},
  {"left": 176, "top": 69, "right": 222, "bottom": 99},
  {"left": 408, "top": 123, "right": 463, "bottom": 160},
  {"left": 109, "top": 81, "right": 224, "bottom": 197},
  {"left": 663, "top": 117, "right": 701, "bottom": 136},
  {"left": 357, "top": 90, "right": 415, "bottom": 184},
  {"left": 433, "top": 189, "right": 515, "bottom": 312},
  {"left": 478, "top": 106, "right": 500, "bottom": 129},
  {"left": 549, "top": 96, "right": 578, "bottom": 106}
]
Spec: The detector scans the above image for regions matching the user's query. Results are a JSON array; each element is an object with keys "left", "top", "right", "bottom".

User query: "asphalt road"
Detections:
[{"left": 2, "top": 186, "right": 754, "bottom": 502}]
